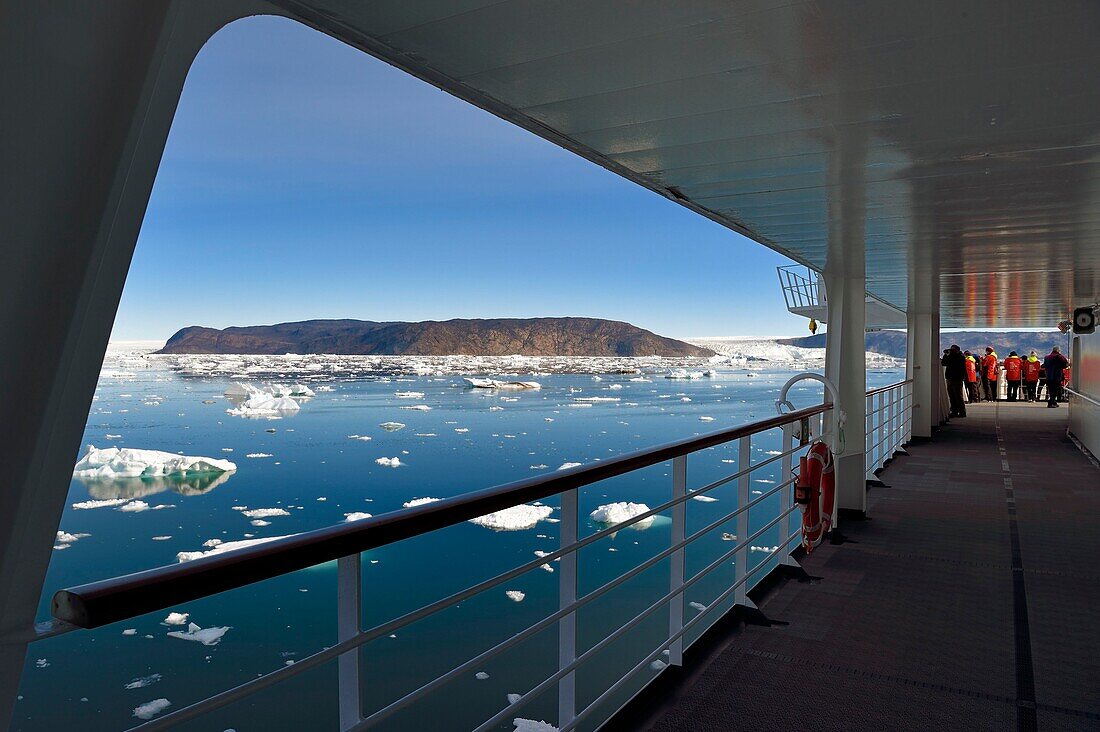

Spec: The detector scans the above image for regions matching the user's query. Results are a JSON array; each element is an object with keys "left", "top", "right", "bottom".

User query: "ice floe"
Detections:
[
  {"left": 73, "top": 445, "right": 236, "bottom": 479},
  {"left": 590, "top": 502, "right": 654, "bottom": 528},
  {"left": 464, "top": 378, "right": 541, "bottom": 390},
  {"left": 513, "top": 719, "right": 558, "bottom": 732},
  {"left": 166, "top": 622, "right": 229, "bottom": 646},
  {"left": 177, "top": 535, "right": 294, "bottom": 563},
  {"left": 394, "top": 391, "right": 425, "bottom": 399},
  {"left": 379, "top": 422, "right": 406, "bottom": 432},
  {"left": 133, "top": 698, "right": 171, "bottom": 720},
  {"left": 469, "top": 504, "right": 554, "bottom": 531},
  {"left": 124, "top": 674, "right": 162, "bottom": 690},
  {"left": 557, "top": 462, "right": 583, "bottom": 471},
  {"left": 246, "top": 453, "right": 273, "bottom": 459},
  {"left": 400, "top": 404, "right": 432, "bottom": 411},
  {"left": 505, "top": 590, "right": 525, "bottom": 602},
  {"left": 241, "top": 508, "right": 289, "bottom": 519},
  {"left": 118, "top": 500, "right": 174, "bottom": 512},
  {"left": 344, "top": 512, "right": 373, "bottom": 522},
  {"left": 402, "top": 497, "right": 441, "bottom": 508},
  {"left": 375, "top": 457, "right": 403, "bottom": 468},
  {"left": 56, "top": 530, "right": 90, "bottom": 544}
]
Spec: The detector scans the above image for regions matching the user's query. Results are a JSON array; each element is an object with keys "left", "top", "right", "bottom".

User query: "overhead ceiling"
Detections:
[{"left": 278, "top": 0, "right": 1100, "bottom": 327}]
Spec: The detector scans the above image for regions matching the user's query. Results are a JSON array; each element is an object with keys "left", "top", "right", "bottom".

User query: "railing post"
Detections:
[
  {"left": 735, "top": 437, "right": 751, "bottom": 606},
  {"left": 337, "top": 553, "right": 362, "bottom": 731},
  {"left": 865, "top": 393, "right": 874, "bottom": 478},
  {"left": 780, "top": 423, "right": 797, "bottom": 565},
  {"left": 559, "top": 488, "right": 578, "bottom": 724},
  {"left": 876, "top": 390, "right": 885, "bottom": 468},
  {"left": 668, "top": 456, "right": 686, "bottom": 666}
]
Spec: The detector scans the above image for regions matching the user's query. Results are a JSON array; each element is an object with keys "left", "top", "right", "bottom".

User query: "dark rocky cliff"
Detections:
[{"left": 159, "top": 318, "right": 714, "bottom": 357}]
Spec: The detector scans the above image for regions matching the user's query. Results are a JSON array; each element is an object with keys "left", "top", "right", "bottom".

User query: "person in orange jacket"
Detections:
[
  {"left": 963, "top": 351, "right": 980, "bottom": 403},
  {"left": 1062, "top": 365, "right": 1072, "bottom": 402},
  {"left": 982, "top": 347, "right": 1000, "bottom": 401},
  {"left": 1003, "top": 351, "right": 1023, "bottom": 401},
  {"left": 1023, "top": 351, "right": 1042, "bottom": 402}
]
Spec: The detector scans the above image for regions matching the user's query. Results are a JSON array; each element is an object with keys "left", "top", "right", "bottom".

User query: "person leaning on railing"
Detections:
[{"left": 941, "top": 344, "right": 968, "bottom": 418}]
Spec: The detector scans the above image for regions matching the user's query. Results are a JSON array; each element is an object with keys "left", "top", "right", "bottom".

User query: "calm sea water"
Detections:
[{"left": 16, "top": 358, "right": 903, "bottom": 731}]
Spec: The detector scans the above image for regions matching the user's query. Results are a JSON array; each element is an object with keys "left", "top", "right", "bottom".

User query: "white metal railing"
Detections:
[
  {"left": 776, "top": 265, "right": 824, "bottom": 312},
  {"left": 865, "top": 380, "right": 913, "bottom": 479},
  {"left": 37, "top": 380, "right": 915, "bottom": 732}
]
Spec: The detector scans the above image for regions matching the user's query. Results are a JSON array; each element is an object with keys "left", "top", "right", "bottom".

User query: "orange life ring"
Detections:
[{"left": 794, "top": 441, "right": 835, "bottom": 552}]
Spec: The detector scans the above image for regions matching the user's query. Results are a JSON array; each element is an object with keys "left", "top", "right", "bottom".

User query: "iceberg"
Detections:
[
  {"left": 464, "top": 378, "right": 541, "bottom": 390},
  {"left": 56, "top": 530, "right": 90, "bottom": 544},
  {"left": 166, "top": 622, "right": 229, "bottom": 646},
  {"left": 163, "top": 612, "right": 189, "bottom": 626},
  {"left": 590, "top": 502, "right": 654, "bottom": 528},
  {"left": 379, "top": 422, "right": 406, "bottom": 432},
  {"left": 344, "top": 512, "right": 373, "bottom": 522},
  {"left": 73, "top": 445, "right": 236, "bottom": 480},
  {"left": 469, "top": 504, "right": 554, "bottom": 531},
  {"left": 226, "top": 390, "right": 301, "bottom": 418},
  {"left": 664, "top": 369, "right": 705, "bottom": 380},
  {"left": 375, "top": 457, "right": 403, "bottom": 468},
  {"left": 177, "top": 535, "right": 295, "bottom": 563}
]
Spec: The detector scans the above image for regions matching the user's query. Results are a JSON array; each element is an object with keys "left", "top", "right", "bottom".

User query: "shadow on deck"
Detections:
[{"left": 612, "top": 402, "right": 1100, "bottom": 732}]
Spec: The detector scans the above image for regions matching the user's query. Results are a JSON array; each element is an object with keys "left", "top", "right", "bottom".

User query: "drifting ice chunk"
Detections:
[
  {"left": 464, "top": 378, "right": 541, "bottom": 390},
  {"left": 507, "top": 693, "right": 522, "bottom": 704},
  {"left": 505, "top": 590, "right": 525, "bottom": 602},
  {"left": 665, "top": 369, "right": 705, "bottom": 380},
  {"left": 590, "top": 502, "right": 653, "bottom": 528},
  {"left": 475, "top": 672, "right": 490, "bottom": 680},
  {"left": 557, "top": 462, "right": 583, "bottom": 471},
  {"left": 167, "top": 622, "right": 228, "bottom": 646},
  {"left": 269, "top": 383, "right": 315, "bottom": 398},
  {"left": 56, "top": 531, "right": 90, "bottom": 544},
  {"left": 691, "top": 495, "right": 718, "bottom": 503},
  {"left": 573, "top": 396, "right": 620, "bottom": 403},
  {"left": 400, "top": 404, "right": 432, "bottom": 411},
  {"left": 177, "top": 535, "right": 294, "bottom": 563},
  {"left": 73, "top": 446, "right": 236, "bottom": 479},
  {"left": 241, "top": 508, "right": 289, "bottom": 518},
  {"left": 344, "top": 512, "right": 373, "bottom": 522},
  {"left": 402, "top": 497, "right": 441, "bottom": 508},
  {"left": 379, "top": 422, "right": 406, "bottom": 432},
  {"left": 513, "top": 719, "right": 557, "bottom": 732},
  {"left": 119, "top": 500, "right": 174, "bottom": 512},
  {"left": 72, "top": 498, "right": 130, "bottom": 510},
  {"left": 133, "top": 698, "right": 171, "bottom": 720},
  {"left": 699, "top": 416, "right": 715, "bottom": 422},
  {"left": 124, "top": 674, "right": 162, "bottom": 690},
  {"left": 226, "top": 386, "right": 301, "bottom": 418},
  {"left": 375, "top": 457, "right": 403, "bottom": 468},
  {"left": 394, "top": 391, "right": 425, "bottom": 399},
  {"left": 470, "top": 504, "right": 554, "bottom": 531},
  {"left": 164, "top": 612, "right": 189, "bottom": 626},
  {"left": 250, "top": 520, "right": 271, "bottom": 527},
  {"left": 246, "top": 453, "right": 273, "bottom": 459}
]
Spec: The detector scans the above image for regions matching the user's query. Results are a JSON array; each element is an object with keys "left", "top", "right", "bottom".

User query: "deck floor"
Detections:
[{"left": 642, "top": 401, "right": 1100, "bottom": 732}]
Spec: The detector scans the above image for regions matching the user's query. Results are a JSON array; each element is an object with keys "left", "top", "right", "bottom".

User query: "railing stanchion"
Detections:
[
  {"left": 780, "top": 424, "right": 796, "bottom": 565},
  {"left": 668, "top": 455, "right": 687, "bottom": 666},
  {"left": 337, "top": 553, "right": 362, "bottom": 731},
  {"left": 558, "top": 488, "right": 578, "bottom": 725},
  {"left": 735, "top": 437, "right": 751, "bottom": 606}
]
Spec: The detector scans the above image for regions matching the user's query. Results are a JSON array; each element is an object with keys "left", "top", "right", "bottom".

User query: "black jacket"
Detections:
[{"left": 941, "top": 350, "right": 967, "bottom": 380}]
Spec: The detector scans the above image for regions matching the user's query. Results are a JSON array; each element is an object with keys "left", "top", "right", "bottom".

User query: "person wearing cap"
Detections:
[
  {"left": 941, "top": 344, "right": 967, "bottom": 417},
  {"left": 1023, "top": 350, "right": 1042, "bottom": 402},
  {"left": 963, "top": 350, "right": 980, "bottom": 403},
  {"left": 981, "top": 347, "right": 1000, "bottom": 401},
  {"left": 1043, "top": 346, "right": 1070, "bottom": 408},
  {"left": 1003, "top": 351, "right": 1023, "bottom": 401}
]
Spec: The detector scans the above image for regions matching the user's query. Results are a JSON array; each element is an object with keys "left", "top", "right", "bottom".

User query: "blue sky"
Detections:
[{"left": 114, "top": 15, "right": 806, "bottom": 342}]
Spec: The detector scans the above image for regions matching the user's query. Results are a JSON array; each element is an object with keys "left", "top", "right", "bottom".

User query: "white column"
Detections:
[
  {"left": 824, "top": 271, "right": 868, "bottom": 513},
  {"left": 907, "top": 311, "right": 934, "bottom": 438}
]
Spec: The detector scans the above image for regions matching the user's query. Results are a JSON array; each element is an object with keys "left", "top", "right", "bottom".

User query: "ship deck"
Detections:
[{"left": 614, "top": 401, "right": 1100, "bottom": 731}]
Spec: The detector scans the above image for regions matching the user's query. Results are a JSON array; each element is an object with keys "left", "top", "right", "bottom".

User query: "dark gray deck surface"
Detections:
[{"left": 645, "top": 402, "right": 1100, "bottom": 732}]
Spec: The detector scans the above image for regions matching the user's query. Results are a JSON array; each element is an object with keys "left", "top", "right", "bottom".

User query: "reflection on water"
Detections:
[{"left": 77, "top": 471, "right": 234, "bottom": 499}]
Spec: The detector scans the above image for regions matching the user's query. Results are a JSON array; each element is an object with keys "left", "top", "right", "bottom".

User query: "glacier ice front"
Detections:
[{"left": 73, "top": 446, "right": 236, "bottom": 479}]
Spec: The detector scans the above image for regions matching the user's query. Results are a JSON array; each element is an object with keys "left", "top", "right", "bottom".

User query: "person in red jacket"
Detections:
[
  {"left": 1003, "top": 351, "right": 1023, "bottom": 401},
  {"left": 1023, "top": 351, "right": 1042, "bottom": 402},
  {"left": 1062, "top": 366, "right": 1072, "bottom": 402},
  {"left": 982, "top": 347, "right": 1000, "bottom": 401},
  {"left": 964, "top": 351, "right": 980, "bottom": 403}
]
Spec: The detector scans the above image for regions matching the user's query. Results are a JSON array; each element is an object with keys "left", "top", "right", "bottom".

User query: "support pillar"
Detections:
[
  {"left": 907, "top": 311, "right": 934, "bottom": 438},
  {"left": 824, "top": 272, "right": 868, "bottom": 514}
]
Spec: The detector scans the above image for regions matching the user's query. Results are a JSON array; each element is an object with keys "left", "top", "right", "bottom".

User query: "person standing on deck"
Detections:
[
  {"left": 1023, "top": 351, "right": 1042, "bottom": 402},
  {"left": 1062, "top": 365, "right": 1072, "bottom": 402},
  {"left": 982, "top": 347, "right": 1000, "bottom": 401},
  {"left": 941, "top": 344, "right": 968, "bottom": 418},
  {"left": 964, "top": 351, "right": 980, "bottom": 403},
  {"left": 1043, "top": 346, "right": 1070, "bottom": 408},
  {"left": 1004, "top": 351, "right": 1023, "bottom": 401}
]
